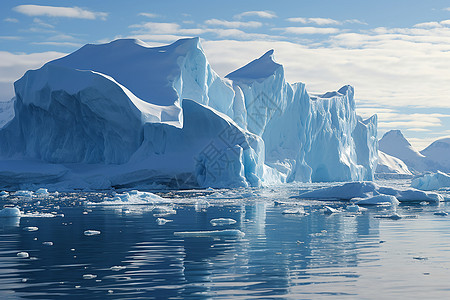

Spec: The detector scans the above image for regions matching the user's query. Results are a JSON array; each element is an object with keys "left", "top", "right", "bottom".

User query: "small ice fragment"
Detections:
[
  {"left": 21, "top": 278, "right": 28, "bottom": 283},
  {"left": 108, "top": 290, "right": 114, "bottom": 294},
  {"left": 35, "top": 188, "right": 48, "bottom": 195},
  {"left": 420, "top": 201, "right": 429, "bottom": 206},
  {"left": 42, "top": 241, "right": 53, "bottom": 246},
  {"left": 84, "top": 230, "right": 101, "bottom": 236},
  {"left": 324, "top": 206, "right": 339, "bottom": 214},
  {"left": 110, "top": 266, "right": 126, "bottom": 271},
  {"left": 83, "top": 274, "right": 97, "bottom": 280},
  {"left": 0, "top": 191, "right": 9, "bottom": 197},
  {"left": 282, "top": 207, "right": 306, "bottom": 215},
  {"left": 210, "top": 218, "right": 237, "bottom": 226},
  {"left": 346, "top": 204, "right": 366, "bottom": 213},
  {"left": 23, "top": 227, "right": 39, "bottom": 232},
  {"left": 388, "top": 212, "right": 403, "bottom": 220},
  {"left": 17, "top": 252, "right": 29, "bottom": 258},
  {"left": 153, "top": 206, "right": 176, "bottom": 215},
  {"left": 174, "top": 229, "right": 245, "bottom": 238},
  {"left": 156, "top": 218, "right": 172, "bottom": 225},
  {"left": 434, "top": 211, "right": 448, "bottom": 216}
]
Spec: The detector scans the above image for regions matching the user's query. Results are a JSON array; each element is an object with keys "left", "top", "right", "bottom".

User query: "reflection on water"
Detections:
[{"left": 1, "top": 188, "right": 450, "bottom": 299}]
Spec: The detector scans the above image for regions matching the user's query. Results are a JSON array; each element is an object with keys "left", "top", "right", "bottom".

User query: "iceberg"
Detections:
[
  {"left": 295, "top": 181, "right": 443, "bottom": 203},
  {"left": 411, "top": 171, "right": 450, "bottom": 191},
  {"left": 0, "top": 38, "right": 377, "bottom": 189}
]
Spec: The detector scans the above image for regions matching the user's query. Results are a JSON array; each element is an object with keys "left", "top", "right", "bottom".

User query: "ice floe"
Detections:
[
  {"left": 0, "top": 207, "right": 21, "bottom": 217},
  {"left": 296, "top": 181, "right": 443, "bottom": 203},
  {"left": 174, "top": 229, "right": 245, "bottom": 238},
  {"left": 84, "top": 230, "right": 101, "bottom": 236},
  {"left": 210, "top": 218, "right": 237, "bottom": 226},
  {"left": 411, "top": 171, "right": 450, "bottom": 191}
]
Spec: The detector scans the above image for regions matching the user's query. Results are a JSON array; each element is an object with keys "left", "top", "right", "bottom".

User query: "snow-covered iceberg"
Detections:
[{"left": 0, "top": 38, "right": 377, "bottom": 189}]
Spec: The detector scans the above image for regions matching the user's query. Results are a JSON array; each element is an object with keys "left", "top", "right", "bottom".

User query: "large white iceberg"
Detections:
[{"left": 0, "top": 38, "right": 377, "bottom": 189}]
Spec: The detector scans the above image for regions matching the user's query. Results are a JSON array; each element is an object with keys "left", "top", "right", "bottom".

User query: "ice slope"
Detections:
[
  {"left": 227, "top": 50, "right": 378, "bottom": 182},
  {"left": 0, "top": 98, "right": 15, "bottom": 129},
  {"left": 376, "top": 151, "right": 412, "bottom": 175},
  {"left": 378, "top": 130, "right": 426, "bottom": 173},
  {"left": 420, "top": 138, "right": 450, "bottom": 172},
  {"left": 0, "top": 38, "right": 377, "bottom": 189}
]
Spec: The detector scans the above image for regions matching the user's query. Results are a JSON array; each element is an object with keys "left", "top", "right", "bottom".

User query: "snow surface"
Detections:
[
  {"left": 376, "top": 151, "right": 412, "bottom": 175},
  {"left": 296, "top": 181, "right": 443, "bottom": 203},
  {"left": 0, "top": 38, "right": 377, "bottom": 189}
]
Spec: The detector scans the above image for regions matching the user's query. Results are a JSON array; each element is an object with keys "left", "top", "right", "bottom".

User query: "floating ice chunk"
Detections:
[
  {"left": 346, "top": 204, "right": 367, "bottom": 213},
  {"left": 87, "top": 191, "right": 165, "bottom": 206},
  {"left": 153, "top": 206, "right": 176, "bottom": 217},
  {"left": 376, "top": 212, "right": 403, "bottom": 220},
  {"left": 174, "top": 229, "right": 245, "bottom": 238},
  {"left": 411, "top": 171, "right": 450, "bottom": 191},
  {"left": 17, "top": 252, "right": 29, "bottom": 258},
  {"left": 110, "top": 266, "right": 126, "bottom": 271},
  {"left": 83, "top": 274, "right": 97, "bottom": 280},
  {"left": 282, "top": 207, "right": 307, "bottom": 215},
  {"left": 0, "top": 191, "right": 8, "bottom": 197},
  {"left": 35, "top": 188, "right": 49, "bottom": 195},
  {"left": 23, "top": 226, "right": 38, "bottom": 232},
  {"left": 0, "top": 207, "right": 21, "bottom": 217},
  {"left": 297, "top": 181, "right": 443, "bottom": 203},
  {"left": 434, "top": 211, "right": 448, "bottom": 216},
  {"left": 210, "top": 218, "right": 237, "bottom": 226},
  {"left": 323, "top": 206, "right": 340, "bottom": 214},
  {"left": 84, "top": 230, "right": 101, "bottom": 236},
  {"left": 14, "top": 190, "right": 33, "bottom": 197},
  {"left": 156, "top": 218, "right": 172, "bottom": 225},
  {"left": 21, "top": 212, "right": 58, "bottom": 218},
  {"left": 354, "top": 195, "right": 399, "bottom": 206},
  {"left": 42, "top": 241, "right": 53, "bottom": 246}
]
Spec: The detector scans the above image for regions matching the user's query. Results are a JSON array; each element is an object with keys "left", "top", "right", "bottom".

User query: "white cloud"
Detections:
[
  {"left": 138, "top": 13, "right": 159, "bottom": 18},
  {"left": 414, "top": 21, "right": 442, "bottom": 28},
  {"left": 0, "top": 36, "right": 21, "bottom": 40},
  {"left": 32, "top": 42, "right": 82, "bottom": 47},
  {"left": 234, "top": 11, "right": 277, "bottom": 19},
  {"left": 0, "top": 51, "right": 66, "bottom": 100},
  {"left": 13, "top": 5, "right": 108, "bottom": 20},
  {"left": 287, "top": 17, "right": 341, "bottom": 26},
  {"left": 130, "top": 21, "right": 206, "bottom": 35},
  {"left": 4, "top": 18, "right": 19, "bottom": 23},
  {"left": 205, "top": 19, "right": 262, "bottom": 28},
  {"left": 277, "top": 27, "right": 340, "bottom": 35}
]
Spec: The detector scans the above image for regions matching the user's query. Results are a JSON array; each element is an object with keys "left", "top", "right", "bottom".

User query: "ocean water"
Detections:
[{"left": 1, "top": 182, "right": 450, "bottom": 299}]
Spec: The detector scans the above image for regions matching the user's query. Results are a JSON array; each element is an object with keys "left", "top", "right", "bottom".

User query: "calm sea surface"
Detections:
[{"left": 1, "top": 181, "right": 450, "bottom": 299}]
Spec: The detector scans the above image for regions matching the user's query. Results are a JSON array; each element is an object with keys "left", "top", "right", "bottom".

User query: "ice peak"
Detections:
[{"left": 226, "top": 49, "right": 282, "bottom": 81}]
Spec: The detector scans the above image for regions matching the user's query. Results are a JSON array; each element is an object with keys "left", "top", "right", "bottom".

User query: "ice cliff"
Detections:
[{"left": 0, "top": 38, "right": 377, "bottom": 190}]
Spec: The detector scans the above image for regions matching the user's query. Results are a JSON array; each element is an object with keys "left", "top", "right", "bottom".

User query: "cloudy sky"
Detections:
[{"left": 1, "top": 0, "right": 450, "bottom": 150}]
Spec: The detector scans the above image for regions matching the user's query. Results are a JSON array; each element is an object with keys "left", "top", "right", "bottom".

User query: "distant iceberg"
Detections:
[{"left": 0, "top": 38, "right": 377, "bottom": 190}]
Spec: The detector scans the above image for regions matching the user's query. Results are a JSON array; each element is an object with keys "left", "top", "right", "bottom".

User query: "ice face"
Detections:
[{"left": 0, "top": 38, "right": 378, "bottom": 189}]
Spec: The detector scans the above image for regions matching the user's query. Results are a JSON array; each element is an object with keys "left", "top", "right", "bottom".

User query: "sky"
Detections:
[{"left": 1, "top": 0, "right": 450, "bottom": 150}]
